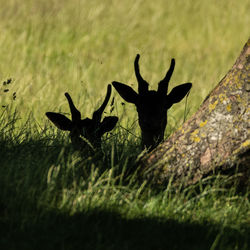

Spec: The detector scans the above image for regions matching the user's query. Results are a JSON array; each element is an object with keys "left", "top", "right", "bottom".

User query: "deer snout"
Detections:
[{"left": 138, "top": 115, "right": 167, "bottom": 131}]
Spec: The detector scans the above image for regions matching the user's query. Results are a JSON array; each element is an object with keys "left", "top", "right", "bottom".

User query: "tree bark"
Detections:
[{"left": 139, "top": 39, "right": 250, "bottom": 187}]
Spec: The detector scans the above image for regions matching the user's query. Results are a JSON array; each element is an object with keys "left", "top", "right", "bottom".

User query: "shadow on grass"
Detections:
[
  {"left": 0, "top": 204, "right": 248, "bottom": 250},
  {"left": 0, "top": 139, "right": 249, "bottom": 250}
]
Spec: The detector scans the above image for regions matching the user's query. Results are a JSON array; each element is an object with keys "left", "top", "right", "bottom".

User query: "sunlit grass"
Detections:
[{"left": 0, "top": 0, "right": 249, "bottom": 132}]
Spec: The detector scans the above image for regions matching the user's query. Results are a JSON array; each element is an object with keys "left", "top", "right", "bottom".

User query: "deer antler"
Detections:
[
  {"left": 157, "top": 58, "right": 175, "bottom": 95},
  {"left": 65, "top": 92, "right": 81, "bottom": 122},
  {"left": 92, "top": 84, "right": 112, "bottom": 123},
  {"left": 134, "top": 54, "right": 149, "bottom": 94}
]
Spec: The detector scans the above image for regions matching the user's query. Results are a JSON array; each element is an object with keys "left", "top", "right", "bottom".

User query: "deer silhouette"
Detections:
[
  {"left": 46, "top": 84, "right": 118, "bottom": 150},
  {"left": 112, "top": 54, "right": 192, "bottom": 150}
]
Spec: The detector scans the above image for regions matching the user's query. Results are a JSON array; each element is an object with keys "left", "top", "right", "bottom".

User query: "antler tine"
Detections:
[
  {"left": 65, "top": 92, "right": 81, "bottom": 122},
  {"left": 92, "top": 84, "right": 112, "bottom": 123},
  {"left": 157, "top": 58, "right": 175, "bottom": 95},
  {"left": 134, "top": 54, "right": 149, "bottom": 94}
]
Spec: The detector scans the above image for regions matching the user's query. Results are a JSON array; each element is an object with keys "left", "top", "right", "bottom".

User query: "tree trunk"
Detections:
[{"left": 139, "top": 39, "right": 250, "bottom": 187}]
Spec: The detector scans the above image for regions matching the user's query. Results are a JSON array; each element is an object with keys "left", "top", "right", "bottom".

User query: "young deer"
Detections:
[
  {"left": 46, "top": 84, "right": 118, "bottom": 150},
  {"left": 112, "top": 54, "right": 192, "bottom": 150}
]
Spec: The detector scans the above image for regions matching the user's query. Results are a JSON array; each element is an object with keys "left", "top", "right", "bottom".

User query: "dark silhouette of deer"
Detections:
[
  {"left": 112, "top": 54, "right": 192, "bottom": 150},
  {"left": 46, "top": 84, "right": 118, "bottom": 151}
]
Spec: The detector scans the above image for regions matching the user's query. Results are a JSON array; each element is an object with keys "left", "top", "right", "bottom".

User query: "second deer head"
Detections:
[{"left": 46, "top": 84, "right": 118, "bottom": 151}]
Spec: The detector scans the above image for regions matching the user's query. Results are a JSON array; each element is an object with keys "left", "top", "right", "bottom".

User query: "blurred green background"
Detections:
[{"left": 0, "top": 0, "right": 249, "bottom": 131}]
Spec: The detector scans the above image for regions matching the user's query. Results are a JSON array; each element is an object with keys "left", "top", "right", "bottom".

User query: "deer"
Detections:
[
  {"left": 112, "top": 54, "right": 192, "bottom": 150},
  {"left": 46, "top": 84, "right": 118, "bottom": 151}
]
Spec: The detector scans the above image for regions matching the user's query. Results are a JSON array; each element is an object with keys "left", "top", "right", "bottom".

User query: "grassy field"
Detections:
[{"left": 0, "top": 0, "right": 250, "bottom": 249}]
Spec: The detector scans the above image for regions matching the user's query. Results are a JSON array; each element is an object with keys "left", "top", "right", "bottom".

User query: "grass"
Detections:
[
  {"left": 0, "top": 112, "right": 249, "bottom": 250},
  {"left": 0, "top": 0, "right": 249, "bottom": 249},
  {"left": 1, "top": 0, "right": 249, "bottom": 126}
]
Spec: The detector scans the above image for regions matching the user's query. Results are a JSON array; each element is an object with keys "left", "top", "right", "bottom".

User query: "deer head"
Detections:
[
  {"left": 112, "top": 54, "right": 192, "bottom": 150},
  {"left": 46, "top": 84, "right": 118, "bottom": 150}
]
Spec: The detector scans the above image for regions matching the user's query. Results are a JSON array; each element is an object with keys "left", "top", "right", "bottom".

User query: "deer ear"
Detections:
[
  {"left": 112, "top": 81, "right": 138, "bottom": 104},
  {"left": 99, "top": 116, "right": 118, "bottom": 136},
  {"left": 167, "top": 83, "right": 192, "bottom": 105},
  {"left": 46, "top": 112, "right": 72, "bottom": 131}
]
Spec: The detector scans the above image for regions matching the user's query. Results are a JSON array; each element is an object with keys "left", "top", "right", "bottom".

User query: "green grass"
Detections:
[
  {"left": 0, "top": 112, "right": 249, "bottom": 250},
  {"left": 1, "top": 0, "right": 249, "bottom": 127},
  {"left": 0, "top": 0, "right": 249, "bottom": 249}
]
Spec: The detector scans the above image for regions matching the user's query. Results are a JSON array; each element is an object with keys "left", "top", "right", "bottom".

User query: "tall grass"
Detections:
[
  {"left": 0, "top": 1, "right": 249, "bottom": 249},
  {"left": 0, "top": 110, "right": 249, "bottom": 249},
  {"left": 0, "top": 0, "right": 249, "bottom": 130}
]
